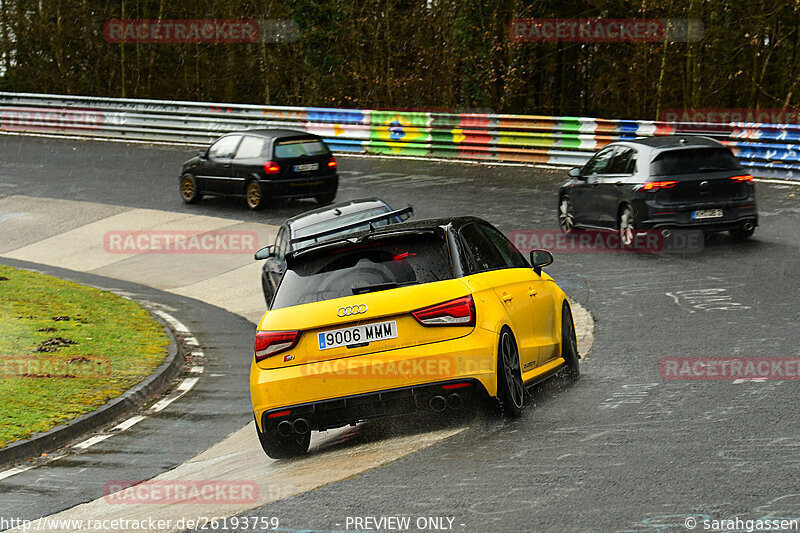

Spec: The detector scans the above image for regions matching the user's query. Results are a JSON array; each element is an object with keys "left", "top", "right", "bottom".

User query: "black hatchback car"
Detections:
[
  {"left": 254, "top": 197, "right": 413, "bottom": 305},
  {"left": 558, "top": 136, "right": 758, "bottom": 242},
  {"left": 180, "top": 129, "right": 338, "bottom": 210}
]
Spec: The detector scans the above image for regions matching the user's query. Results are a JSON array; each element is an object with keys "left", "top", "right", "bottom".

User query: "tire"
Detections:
[
  {"left": 246, "top": 180, "right": 267, "bottom": 210},
  {"left": 558, "top": 197, "right": 575, "bottom": 233},
  {"left": 496, "top": 328, "right": 524, "bottom": 417},
  {"left": 729, "top": 224, "right": 755, "bottom": 241},
  {"left": 315, "top": 192, "right": 336, "bottom": 205},
  {"left": 255, "top": 416, "right": 310, "bottom": 459},
  {"left": 618, "top": 205, "right": 636, "bottom": 248},
  {"left": 180, "top": 174, "right": 202, "bottom": 204},
  {"left": 561, "top": 304, "right": 580, "bottom": 380}
]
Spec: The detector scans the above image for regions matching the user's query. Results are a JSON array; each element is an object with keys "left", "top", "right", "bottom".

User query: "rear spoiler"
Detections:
[{"left": 289, "top": 205, "right": 414, "bottom": 247}]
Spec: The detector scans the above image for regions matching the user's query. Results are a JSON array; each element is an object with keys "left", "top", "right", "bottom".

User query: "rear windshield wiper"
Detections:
[{"left": 352, "top": 281, "right": 412, "bottom": 295}]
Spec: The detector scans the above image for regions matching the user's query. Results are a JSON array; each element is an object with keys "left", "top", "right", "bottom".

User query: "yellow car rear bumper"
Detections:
[{"left": 250, "top": 328, "right": 499, "bottom": 431}]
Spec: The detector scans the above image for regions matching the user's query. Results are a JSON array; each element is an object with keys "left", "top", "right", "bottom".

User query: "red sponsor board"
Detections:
[{"left": 0, "top": 107, "right": 104, "bottom": 132}]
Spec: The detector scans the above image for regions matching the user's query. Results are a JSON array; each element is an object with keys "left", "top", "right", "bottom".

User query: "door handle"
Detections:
[
  {"left": 528, "top": 290, "right": 538, "bottom": 297},
  {"left": 222, "top": 163, "right": 231, "bottom": 168},
  {"left": 501, "top": 293, "right": 513, "bottom": 303},
  {"left": 615, "top": 181, "right": 623, "bottom": 186}
]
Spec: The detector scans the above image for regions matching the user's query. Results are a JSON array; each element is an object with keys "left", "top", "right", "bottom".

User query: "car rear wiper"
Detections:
[{"left": 352, "top": 281, "right": 415, "bottom": 295}]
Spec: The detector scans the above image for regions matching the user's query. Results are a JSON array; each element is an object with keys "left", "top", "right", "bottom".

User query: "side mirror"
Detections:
[
  {"left": 568, "top": 167, "right": 582, "bottom": 178},
  {"left": 254, "top": 245, "right": 274, "bottom": 260},
  {"left": 197, "top": 149, "right": 207, "bottom": 158},
  {"left": 530, "top": 249, "right": 554, "bottom": 276}
]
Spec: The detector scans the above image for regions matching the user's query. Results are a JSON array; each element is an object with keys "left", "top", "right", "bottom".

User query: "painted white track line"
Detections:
[
  {"left": 0, "top": 311, "right": 204, "bottom": 477},
  {"left": 0, "top": 465, "right": 34, "bottom": 482},
  {"left": 72, "top": 434, "right": 113, "bottom": 450}
]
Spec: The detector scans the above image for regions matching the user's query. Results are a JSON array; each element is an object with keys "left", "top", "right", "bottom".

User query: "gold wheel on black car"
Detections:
[{"left": 180, "top": 174, "right": 200, "bottom": 204}]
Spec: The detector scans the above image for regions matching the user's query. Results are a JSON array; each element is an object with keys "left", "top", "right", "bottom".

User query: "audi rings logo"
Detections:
[{"left": 337, "top": 304, "right": 368, "bottom": 317}]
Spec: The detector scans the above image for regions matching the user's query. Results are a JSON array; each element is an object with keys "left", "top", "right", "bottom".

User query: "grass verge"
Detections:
[{"left": 0, "top": 265, "right": 169, "bottom": 448}]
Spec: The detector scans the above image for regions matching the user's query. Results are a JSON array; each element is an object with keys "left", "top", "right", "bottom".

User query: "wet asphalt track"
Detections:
[{"left": 1, "top": 136, "right": 800, "bottom": 532}]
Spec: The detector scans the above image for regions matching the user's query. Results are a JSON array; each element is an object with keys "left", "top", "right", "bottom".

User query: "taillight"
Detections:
[
  {"left": 254, "top": 330, "right": 298, "bottom": 361},
  {"left": 264, "top": 161, "right": 280, "bottom": 175},
  {"left": 642, "top": 180, "right": 679, "bottom": 191},
  {"left": 730, "top": 174, "right": 753, "bottom": 183},
  {"left": 412, "top": 296, "right": 475, "bottom": 327},
  {"left": 327, "top": 156, "right": 337, "bottom": 169},
  {"left": 442, "top": 382, "right": 472, "bottom": 390}
]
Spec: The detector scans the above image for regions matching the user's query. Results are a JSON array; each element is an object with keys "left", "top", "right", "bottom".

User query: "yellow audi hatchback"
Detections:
[{"left": 250, "top": 217, "right": 580, "bottom": 458}]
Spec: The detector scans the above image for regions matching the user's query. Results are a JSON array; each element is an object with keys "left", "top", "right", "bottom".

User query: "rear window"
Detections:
[
  {"left": 274, "top": 139, "right": 329, "bottom": 158},
  {"left": 292, "top": 207, "right": 392, "bottom": 245},
  {"left": 650, "top": 148, "right": 741, "bottom": 176},
  {"left": 271, "top": 235, "right": 453, "bottom": 309}
]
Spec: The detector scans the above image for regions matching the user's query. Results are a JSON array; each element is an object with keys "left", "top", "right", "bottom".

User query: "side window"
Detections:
[
  {"left": 607, "top": 147, "right": 635, "bottom": 174},
  {"left": 479, "top": 224, "right": 528, "bottom": 268},
  {"left": 459, "top": 223, "right": 506, "bottom": 274},
  {"left": 208, "top": 135, "right": 241, "bottom": 159},
  {"left": 234, "top": 136, "right": 266, "bottom": 159},
  {"left": 274, "top": 226, "right": 289, "bottom": 260},
  {"left": 583, "top": 146, "right": 615, "bottom": 175}
]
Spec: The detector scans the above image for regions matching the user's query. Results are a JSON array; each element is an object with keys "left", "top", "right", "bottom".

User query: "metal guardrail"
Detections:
[{"left": 1, "top": 92, "right": 798, "bottom": 179}]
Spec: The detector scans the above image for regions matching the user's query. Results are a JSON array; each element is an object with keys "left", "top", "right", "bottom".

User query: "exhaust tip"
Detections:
[
  {"left": 292, "top": 418, "right": 310, "bottom": 435},
  {"left": 429, "top": 395, "right": 447, "bottom": 413},
  {"left": 743, "top": 222, "right": 754, "bottom": 231},
  {"left": 277, "top": 420, "right": 293, "bottom": 437},
  {"left": 447, "top": 393, "right": 463, "bottom": 410},
  {"left": 661, "top": 229, "right": 672, "bottom": 238}
]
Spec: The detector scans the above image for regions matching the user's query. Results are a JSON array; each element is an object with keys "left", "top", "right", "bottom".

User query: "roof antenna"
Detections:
[{"left": 369, "top": 222, "right": 375, "bottom": 232}]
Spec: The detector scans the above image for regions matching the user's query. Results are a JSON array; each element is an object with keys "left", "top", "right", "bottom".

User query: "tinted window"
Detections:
[
  {"left": 459, "top": 223, "right": 505, "bottom": 273},
  {"left": 607, "top": 148, "right": 635, "bottom": 174},
  {"left": 479, "top": 224, "right": 529, "bottom": 268},
  {"left": 274, "top": 226, "right": 289, "bottom": 260},
  {"left": 208, "top": 135, "right": 240, "bottom": 159},
  {"left": 583, "top": 146, "right": 615, "bottom": 175},
  {"left": 651, "top": 148, "right": 741, "bottom": 176},
  {"left": 234, "top": 136, "right": 266, "bottom": 159},
  {"left": 271, "top": 235, "right": 453, "bottom": 309},
  {"left": 274, "top": 140, "right": 329, "bottom": 158}
]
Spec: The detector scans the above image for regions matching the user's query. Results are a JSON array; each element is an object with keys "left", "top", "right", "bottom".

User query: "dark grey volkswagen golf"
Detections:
[
  {"left": 558, "top": 136, "right": 758, "bottom": 243},
  {"left": 179, "top": 129, "right": 338, "bottom": 210}
]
